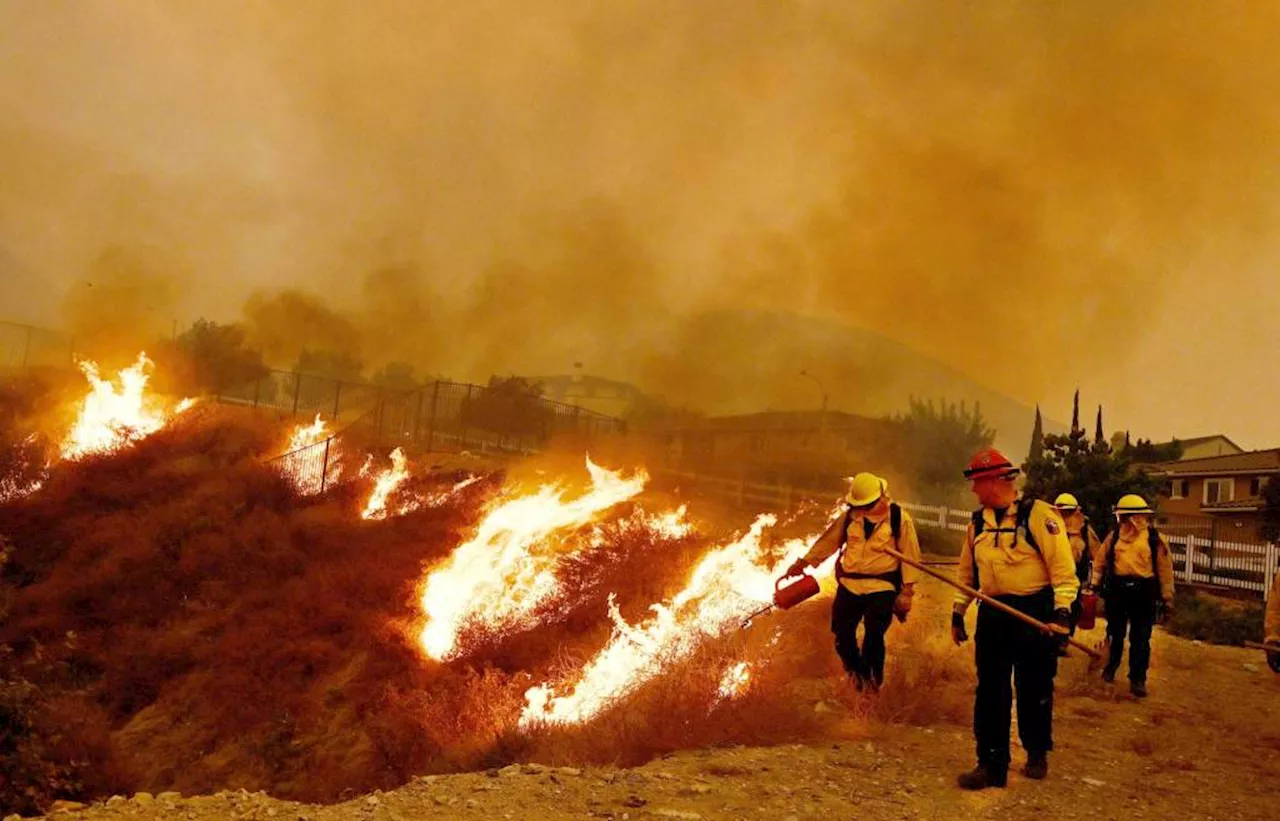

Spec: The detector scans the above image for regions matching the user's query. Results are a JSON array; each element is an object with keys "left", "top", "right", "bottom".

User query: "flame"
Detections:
[
  {"left": 361, "top": 448, "right": 411, "bottom": 520},
  {"left": 287, "top": 414, "right": 331, "bottom": 453},
  {"left": 716, "top": 662, "right": 752, "bottom": 701},
  {"left": 402, "top": 474, "right": 483, "bottom": 515},
  {"left": 60, "top": 353, "right": 191, "bottom": 460},
  {"left": 519, "top": 515, "right": 827, "bottom": 727},
  {"left": 0, "top": 435, "right": 47, "bottom": 503},
  {"left": 417, "top": 456, "right": 648, "bottom": 661}
]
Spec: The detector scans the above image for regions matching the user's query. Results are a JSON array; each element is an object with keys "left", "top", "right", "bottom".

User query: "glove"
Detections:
[
  {"left": 1050, "top": 607, "right": 1072, "bottom": 649},
  {"left": 783, "top": 558, "right": 810, "bottom": 579},
  {"left": 893, "top": 587, "right": 913, "bottom": 623},
  {"left": 950, "top": 612, "right": 969, "bottom": 645},
  {"left": 1157, "top": 599, "right": 1173, "bottom": 625},
  {"left": 1267, "top": 636, "right": 1280, "bottom": 674}
]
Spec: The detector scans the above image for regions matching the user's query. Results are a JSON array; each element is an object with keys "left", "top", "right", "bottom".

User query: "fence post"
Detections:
[
  {"left": 291, "top": 372, "right": 302, "bottom": 419},
  {"left": 1265, "top": 542, "right": 1277, "bottom": 602},
  {"left": 939, "top": 504, "right": 949, "bottom": 529},
  {"left": 1208, "top": 519, "right": 1218, "bottom": 586},
  {"left": 252, "top": 377, "right": 261, "bottom": 409},
  {"left": 320, "top": 438, "right": 331, "bottom": 493},
  {"left": 333, "top": 381, "right": 343, "bottom": 421},
  {"left": 461, "top": 384, "right": 473, "bottom": 451},
  {"left": 426, "top": 382, "right": 440, "bottom": 452}
]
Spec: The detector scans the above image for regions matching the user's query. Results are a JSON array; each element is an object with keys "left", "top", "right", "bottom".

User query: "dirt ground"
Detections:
[{"left": 19, "top": 569, "right": 1279, "bottom": 821}]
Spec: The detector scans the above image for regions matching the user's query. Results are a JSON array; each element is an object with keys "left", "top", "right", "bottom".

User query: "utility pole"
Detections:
[{"left": 799, "top": 369, "right": 829, "bottom": 438}]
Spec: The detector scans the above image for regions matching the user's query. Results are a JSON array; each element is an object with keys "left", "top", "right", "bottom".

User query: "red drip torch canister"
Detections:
[
  {"left": 774, "top": 574, "right": 821, "bottom": 610},
  {"left": 1077, "top": 591, "right": 1099, "bottom": 631}
]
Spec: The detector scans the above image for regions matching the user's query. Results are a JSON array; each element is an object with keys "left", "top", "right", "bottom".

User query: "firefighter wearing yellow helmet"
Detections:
[
  {"left": 1088, "top": 494, "right": 1175, "bottom": 697},
  {"left": 1053, "top": 493, "right": 1103, "bottom": 653},
  {"left": 1265, "top": 574, "right": 1280, "bottom": 673},
  {"left": 785, "top": 472, "right": 921, "bottom": 692}
]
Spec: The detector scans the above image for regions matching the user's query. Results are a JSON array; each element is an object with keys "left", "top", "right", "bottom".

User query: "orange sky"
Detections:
[{"left": 2, "top": 2, "right": 1278, "bottom": 447}]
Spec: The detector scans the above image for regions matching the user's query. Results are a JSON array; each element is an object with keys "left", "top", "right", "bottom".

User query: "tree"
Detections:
[
  {"left": 161, "top": 319, "right": 268, "bottom": 395},
  {"left": 370, "top": 362, "right": 420, "bottom": 392},
  {"left": 466, "top": 376, "right": 552, "bottom": 439},
  {"left": 1260, "top": 476, "right": 1280, "bottom": 542},
  {"left": 1028, "top": 404, "right": 1045, "bottom": 462},
  {"left": 1023, "top": 428, "right": 1162, "bottom": 533},
  {"left": 293, "top": 349, "right": 363, "bottom": 383},
  {"left": 1127, "top": 438, "right": 1184, "bottom": 464},
  {"left": 894, "top": 397, "right": 995, "bottom": 504}
]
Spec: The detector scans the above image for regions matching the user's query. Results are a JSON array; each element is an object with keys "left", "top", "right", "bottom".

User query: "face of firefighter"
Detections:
[
  {"left": 970, "top": 475, "right": 1018, "bottom": 509},
  {"left": 1119, "top": 513, "right": 1151, "bottom": 533},
  {"left": 1058, "top": 507, "right": 1083, "bottom": 526},
  {"left": 857, "top": 495, "right": 890, "bottom": 521}
]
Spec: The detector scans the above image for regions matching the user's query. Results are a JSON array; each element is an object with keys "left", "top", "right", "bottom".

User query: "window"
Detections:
[
  {"left": 1250, "top": 476, "right": 1271, "bottom": 497},
  {"left": 1203, "top": 478, "right": 1233, "bottom": 505},
  {"left": 1168, "top": 479, "right": 1188, "bottom": 499}
]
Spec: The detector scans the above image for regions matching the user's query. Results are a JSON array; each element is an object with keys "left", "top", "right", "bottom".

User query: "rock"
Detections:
[
  {"left": 499, "top": 764, "right": 523, "bottom": 777},
  {"left": 107, "top": 796, "right": 126, "bottom": 806},
  {"left": 522, "top": 763, "right": 549, "bottom": 775},
  {"left": 434, "top": 796, "right": 449, "bottom": 806},
  {"left": 266, "top": 808, "right": 278, "bottom": 818},
  {"left": 557, "top": 767, "right": 583, "bottom": 777},
  {"left": 158, "top": 792, "right": 182, "bottom": 801},
  {"left": 417, "top": 775, "right": 439, "bottom": 784},
  {"left": 1082, "top": 778, "right": 1106, "bottom": 787},
  {"left": 623, "top": 796, "right": 647, "bottom": 808},
  {"left": 1243, "top": 663, "right": 1259, "bottom": 673},
  {"left": 365, "top": 795, "right": 381, "bottom": 807},
  {"left": 679, "top": 785, "right": 712, "bottom": 796},
  {"left": 652, "top": 811, "right": 702, "bottom": 820},
  {"left": 4, "top": 814, "right": 22, "bottom": 821},
  {"left": 813, "top": 701, "right": 834, "bottom": 714},
  {"left": 466, "top": 799, "right": 479, "bottom": 809},
  {"left": 50, "top": 800, "right": 88, "bottom": 813},
  {"left": 134, "top": 793, "right": 155, "bottom": 805}
]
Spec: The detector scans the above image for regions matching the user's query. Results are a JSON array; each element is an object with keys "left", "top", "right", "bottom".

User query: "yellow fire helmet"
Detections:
[
  {"left": 1054, "top": 493, "right": 1081, "bottom": 510},
  {"left": 846, "top": 472, "right": 887, "bottom": 508},
  {"left": 1114, "top": 494, "right": 1155, "bottom": 516}
]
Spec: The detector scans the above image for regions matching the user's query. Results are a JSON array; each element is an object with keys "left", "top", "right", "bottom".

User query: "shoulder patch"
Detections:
[{"left": 1045, "top": 518, "right": 1061, "bottom": 535}]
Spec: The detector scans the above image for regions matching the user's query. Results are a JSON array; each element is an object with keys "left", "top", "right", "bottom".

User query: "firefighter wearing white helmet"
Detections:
[
  {"left": 785, "top": 472, "right": 921, "bottom": 692},
  {"left": 1053, "top": 493, "right": 1102, "bottom": 651},
  {"left": 1088, "top": 494, "right": 1175, "bottom": 697}
]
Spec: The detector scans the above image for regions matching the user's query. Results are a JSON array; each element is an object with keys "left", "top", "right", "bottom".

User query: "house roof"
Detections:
[
  {"left": 1201, "top": 498, "right": 1264, "bottom": 513},
  {"left": 1150, "top": 448, "right": 1280, "bottom": 477},
  {"left": 1157, "top": 434, "right": 1244, "bottom": 452},
  {"left": 701, "top": 410, "right": 890, "bottom": 432}
]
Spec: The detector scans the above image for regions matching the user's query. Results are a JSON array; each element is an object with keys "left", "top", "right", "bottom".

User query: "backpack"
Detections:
[
  {"left": 834, "top": 502, "right": 904, "bottom": 591},
  {"left": 968, "top": 497, "right": 1040, "bottom": 589}
]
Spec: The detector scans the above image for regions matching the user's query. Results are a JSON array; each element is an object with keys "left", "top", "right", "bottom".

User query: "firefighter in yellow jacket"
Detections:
[
  {"left": 785, "top": 472, "right": 921, "bottom": 692},
  {"left": 951, "top": 449, "right": 1078, "bottom": 790},
  {"left": 1266, "top": 573, "right": 1280, "bottom": 673},
  {"left": 1088, "top": 495, "right": 1175, "bottom": 698},
  {"left": 1053, "top": 493, "right": 1103, "bottom": 651}
]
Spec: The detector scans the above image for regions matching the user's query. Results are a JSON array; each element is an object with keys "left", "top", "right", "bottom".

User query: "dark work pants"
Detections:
[
  {"left": 973, "top": 588, "right": 1058, "bottom": 769},
  {"left": 1105, "top": 577, "right": 1156, "bottom": 683},
  {"left": 830, "top": 586, "right": 897, "bottom": 683}
]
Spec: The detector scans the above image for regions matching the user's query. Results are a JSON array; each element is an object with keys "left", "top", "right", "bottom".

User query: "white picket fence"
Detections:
[{"left": 654, "top": 471, "right": 1279, "bottom": 601}]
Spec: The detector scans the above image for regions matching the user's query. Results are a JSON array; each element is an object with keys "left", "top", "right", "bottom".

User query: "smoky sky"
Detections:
[{"left": 2, "top": 1, "right": 1279, "bottom": 445}]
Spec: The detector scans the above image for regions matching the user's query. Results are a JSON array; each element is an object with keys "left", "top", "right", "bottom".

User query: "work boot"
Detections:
[
  {"left": 957, "top": 764, "right": 1007, "bottom": 791},
  {"left": 850, "top": 672, "right": 866, "bottom": 692},
  {"left": 1022, "top": 752, "right": 1049, "bottom": 780},
  {"left": 1102, "top": 665, "right": 1117, "bottom": 683},
  {"left": 1130, "top": 680, "right": 1148, "bottom": 698}
]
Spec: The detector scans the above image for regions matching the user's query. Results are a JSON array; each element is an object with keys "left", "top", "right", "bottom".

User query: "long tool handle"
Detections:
[
  {"left": 882, "top": 546, "right": 1101, "bottom": 660},
  {"left": 1244, "top": 641, "right": 1280, "bottom": 652}
]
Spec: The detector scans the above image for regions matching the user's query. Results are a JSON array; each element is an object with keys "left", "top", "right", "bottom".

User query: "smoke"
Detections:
[{"left": 2, "top": 2, "right": 1278, "bottom": 441}]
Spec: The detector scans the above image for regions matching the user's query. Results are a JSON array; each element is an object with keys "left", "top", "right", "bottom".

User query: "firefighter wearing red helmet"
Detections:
[{"left": 951, "top": 447, "right": 1078, "bottom": 790}]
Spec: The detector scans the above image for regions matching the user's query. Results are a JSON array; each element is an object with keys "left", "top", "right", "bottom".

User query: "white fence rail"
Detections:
[{"left": 658, "top": 470, "right": 1278, "bottom": 601}]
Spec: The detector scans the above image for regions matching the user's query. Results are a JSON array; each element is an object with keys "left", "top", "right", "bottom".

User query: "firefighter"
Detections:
[
  {"left": 1087, "top": 495, "right": 1175, "bottom": 698},
  {"left": 784, "top": 472, "right": 921, "bottom": 692},
  {"left": 1053, "top": 493, "right": 1103, "bottom": 654},
  {"left": 950, "top": 448, "right": 1078, "bottom": 790},
  {"left": 1266, "top": 573, "right": 1280, "bottom": 674}
]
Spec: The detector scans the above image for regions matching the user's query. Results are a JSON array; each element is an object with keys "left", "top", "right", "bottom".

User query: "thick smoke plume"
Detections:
[{"left": 2, "top": 2, "right": 1278, "bottom": 441}]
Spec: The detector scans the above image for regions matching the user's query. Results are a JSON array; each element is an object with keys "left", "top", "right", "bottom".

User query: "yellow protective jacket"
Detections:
[
  {"left": 804, "top": 502, "right": 921, "bottom": 595},
  {"left": 1063, "top": 515, "right": 1102, "bottom": 567},
  {"left": 1089, "top": 526, "right": 1175, "bottom": 604},
  {"left": 954, "top": 498, "right": 1079, "bottom": 613},
  {"left": 1266, "top": 574, "right": 1280, "bottom": 643}
]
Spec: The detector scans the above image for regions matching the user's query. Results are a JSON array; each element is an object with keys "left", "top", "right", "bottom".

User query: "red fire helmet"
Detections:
[{"left": 963, "top": 447, "right": 1021, "bottom": 480}]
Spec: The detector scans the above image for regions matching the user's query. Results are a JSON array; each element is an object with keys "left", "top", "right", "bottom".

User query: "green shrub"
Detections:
[{"left": 1166, "top": 590, "right": 1264, "bottom": 646}]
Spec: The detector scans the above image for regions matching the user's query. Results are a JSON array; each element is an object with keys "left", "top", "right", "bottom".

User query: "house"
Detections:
[
  {"left": 1155, "top": 434, "right": 1245, "bottom": 461},
  {"left": 1151, "top": 449, "right": 1279, "bottom": 542},
  {"left": 535, "top": 373, "right": 649, "bottom": 418},
  {"left": 655, "top": 410, "right": 905, "bottom": 490}
]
